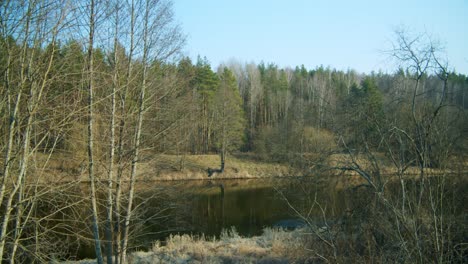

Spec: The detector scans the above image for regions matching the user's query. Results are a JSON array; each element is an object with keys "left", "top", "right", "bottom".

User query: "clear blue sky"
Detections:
[{"left": 173, "top": 0, "right": 468, "bottom": 74}]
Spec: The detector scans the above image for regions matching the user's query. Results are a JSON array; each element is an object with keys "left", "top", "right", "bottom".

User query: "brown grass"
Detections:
[
  {"left": 138, "top": 154, "right": 297, "bottom": 181},
  {"left": 128, "top": 227, "right": 309, "bottom": 264},
  {"left": 27, "top": 151, "right": 468, "bottom": 185}
]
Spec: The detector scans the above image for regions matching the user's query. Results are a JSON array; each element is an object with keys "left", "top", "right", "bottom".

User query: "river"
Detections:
[{"left": 131, "top": 177, "right": 350, "bottom": 250}]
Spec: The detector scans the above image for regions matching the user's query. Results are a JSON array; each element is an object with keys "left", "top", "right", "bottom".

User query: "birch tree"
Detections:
[
  {"left": 113, "top": 0, "right": 136, "bottom": 261},
  {"left": 0, "top": 0, "right": 68, "bottom": 261},
  {"left": 118, "top": 0, "right": 184, "bottom": 262},
  {"left": 84, "top": 0, "right": 104, "bottom": 262},
  {"left": 103, "top": 1, "right": 124, "bottom": 262}
]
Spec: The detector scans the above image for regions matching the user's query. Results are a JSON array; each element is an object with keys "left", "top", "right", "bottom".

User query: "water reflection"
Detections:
[{"left": 136, "top": 178, "right": 348, "bottom": 249}]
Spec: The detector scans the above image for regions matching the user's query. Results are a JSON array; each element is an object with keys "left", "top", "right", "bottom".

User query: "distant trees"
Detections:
[
  {"left": 340, "top": 77, "right": 384, "bottom": 148},
  {"left": 211, "top": 59, "right": 466, "bottom": 167}
]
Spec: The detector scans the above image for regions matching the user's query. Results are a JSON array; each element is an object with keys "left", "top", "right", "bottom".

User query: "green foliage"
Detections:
[
  {"left": 215, "top": 68, "right": 246, "bottom": 153},
  {"left": 195, "top": 56, "right": 219, "bottom": 100},
  {"left": 342, "top": 77, "right": 385, "bottom": 147},
  {"left": 1, "top": 27, "right": 466, "bottom": 164},
  {"left": 301, "top": 126, "right": 337, "bottom": 153},
  {"left": 252, "top": 126, "right": 280, "bottom": 161},
  {"left": 361, "top": 77, "right": 384, "bottom": 118},
  {"left": 3, "top": 31, "right": 465, "bottom": 164}
]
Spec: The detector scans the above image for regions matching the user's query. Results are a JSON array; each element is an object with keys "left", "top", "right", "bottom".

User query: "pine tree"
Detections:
[
  {"left": 194, "top": 56, "right": 219, "bottom": 153},
  {"left": 215, "top": 67, "right": 245, "bottom": 171}
]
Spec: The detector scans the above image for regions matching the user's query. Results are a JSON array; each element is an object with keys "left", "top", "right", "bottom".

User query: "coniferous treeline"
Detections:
[
  {"left": 2, "top": 18, "right": 467, "bottom": 170},
  {"left": 154, "top": 59, "right": 468, "bottom": 166},
  {"left": 3, "top": 39, "right": 467, "bottom": 162}
]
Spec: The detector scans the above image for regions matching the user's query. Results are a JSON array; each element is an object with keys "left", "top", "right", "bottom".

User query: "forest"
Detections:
[{"left": 1, "top": 0, "right": 467, "bottom": 263}]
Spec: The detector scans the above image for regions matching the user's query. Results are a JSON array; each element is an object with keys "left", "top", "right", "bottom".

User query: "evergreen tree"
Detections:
[
  {"left": 343, "top": 77, "right": 384, "bottom": 147},
  {"left": 194, "top": 56, "right": 219, "bottom": 153},
  {"left": 215, "top": 67, "right": 245, "bottom": 171}
]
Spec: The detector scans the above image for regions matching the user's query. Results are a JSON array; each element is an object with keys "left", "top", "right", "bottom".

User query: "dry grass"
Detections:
[
  {"left": 128, "top": 227, "right": 309, "bottom": 264},
  {"left": 29, "top": 152, "right": 289, "bottom": 183},
  {"left": 325, "top": 153, "right": 461, "bottom": 176},
  {"left": 60, "top": 227, "right": 309, "bottom": 264},
  {"left": 26, "top": 151, "right": 468, "bottom": 185},
  {"left": 139, "top": 154, "right": 296, "bottom": 181}
]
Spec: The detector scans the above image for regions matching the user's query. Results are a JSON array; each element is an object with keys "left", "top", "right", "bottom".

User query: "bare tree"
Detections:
[
  {"left": 104, "top": 1, "right": 123, "bottom": 262},
  {"left": 117, "top": 0, "right": 185, "bottom": 262},
  {"left": 245, "top": 63, "right": 263, "bottom": 150},
  {"left": 113, "top": 0, "right": 137, "bottom": 261},
  {"left": 84, "top": 0, "right": 104, "bottom": 262},
  {"left": 119, "top": 0, "right": 150, "bottom": 259},
  {"left": 329, "top": 29, "right": 455, "bottom": 263},
  {"left": 0, "top": 0, "right": 185, "bottom": 262},
  {"left": 387, "top": 29, "right": 450, "bottom": 211},
  {"left": 0, "top": 0, "right": 68, "bottom": 261}
]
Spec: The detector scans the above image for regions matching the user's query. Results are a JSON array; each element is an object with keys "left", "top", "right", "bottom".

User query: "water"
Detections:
[{"left": 132, "top": 177, "right": 349, "bottom": 249}]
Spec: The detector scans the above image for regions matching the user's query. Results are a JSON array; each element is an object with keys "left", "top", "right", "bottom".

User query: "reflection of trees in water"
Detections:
[
  {"left": 183, "top": 181, "right": 303, "bottom": 237},
  {"left": 274, "top": 178, "right": 351, "bottom": 219}
]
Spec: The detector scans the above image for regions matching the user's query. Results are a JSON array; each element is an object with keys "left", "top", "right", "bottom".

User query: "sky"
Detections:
[{"left": 173, "top": 0, "right": 468, "bottom": 74}]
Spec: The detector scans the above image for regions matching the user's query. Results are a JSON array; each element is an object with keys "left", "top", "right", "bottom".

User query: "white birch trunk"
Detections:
[
  {"left": 86, "top": 0, "right": 103, "bottom": 263},
  {"left": 105, "top": 2, "right": 120, "bottom": 263},
  {"left": 114, "top": 1, "right": 135, "bottom": 263},
  {"left": 120, "top": 0, "right": 149, "bottom": 262}
]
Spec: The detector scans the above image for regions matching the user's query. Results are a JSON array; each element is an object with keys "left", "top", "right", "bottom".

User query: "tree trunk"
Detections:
[
  {"left": 220, "top": 149, "right": 225, "bottom": 173},
  {"left": 0, "top": 2, "right": 60, "bottom": 257},
  {"left": 120, "top": 1, "right": 149, "bottom": 262},
  {"left": 105, "top": 2, "right": 121, "bottom": 263},
  {"left": 114, "top": 1, "right": 135, "bottom": 262},
  {"left": 86, "top": 0, "right": 104, "bottom": 263}
]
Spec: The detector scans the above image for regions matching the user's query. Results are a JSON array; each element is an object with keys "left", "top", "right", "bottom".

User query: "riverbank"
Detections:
[
  {"left": 131, "top": 227, "right": 309, "bottom": 263},
  {"left": 35, "top": 153, "right": 301, "bottom": 183},
  {"left": 66, "top": 227, "right": 311, "bottom": 264},
  {"left": 34, "top": 152, "right": 467, "bottom": 184},
  {"left": 139, "top": 154, "right": 300, "bottom": 181}
]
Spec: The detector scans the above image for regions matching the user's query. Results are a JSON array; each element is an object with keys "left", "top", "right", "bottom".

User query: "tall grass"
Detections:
[{"left": 129, "top": 227, "right": 308, "bottom": 263}]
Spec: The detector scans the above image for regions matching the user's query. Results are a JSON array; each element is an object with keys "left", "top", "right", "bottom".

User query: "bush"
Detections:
[{"left": 302, "top": 126, "right": 337, "bottom": 153}]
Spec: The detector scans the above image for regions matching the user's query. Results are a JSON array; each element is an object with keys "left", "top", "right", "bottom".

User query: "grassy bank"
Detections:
[
  {"left": 65, "top": 227, "right": 310, "bottom": 264},
  {"left": 34, "top": 152, "right": 468, "bottom": 184},
  {"left": 129, "top": 227, "right": 309, "bottom": 264},
  {"left": 143, "top": 153, "right": 467, "bottom": 182},
  {"left": 36, "top": 153, "right": 300, "bottom": 183},
  {"left": 138, "top": 154, "right": 299, "bottom": 181}
]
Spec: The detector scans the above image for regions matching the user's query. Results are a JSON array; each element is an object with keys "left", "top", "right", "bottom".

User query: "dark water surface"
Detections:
[{"left": 133, "top": 177, "right": 349, "bottom": 249}]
